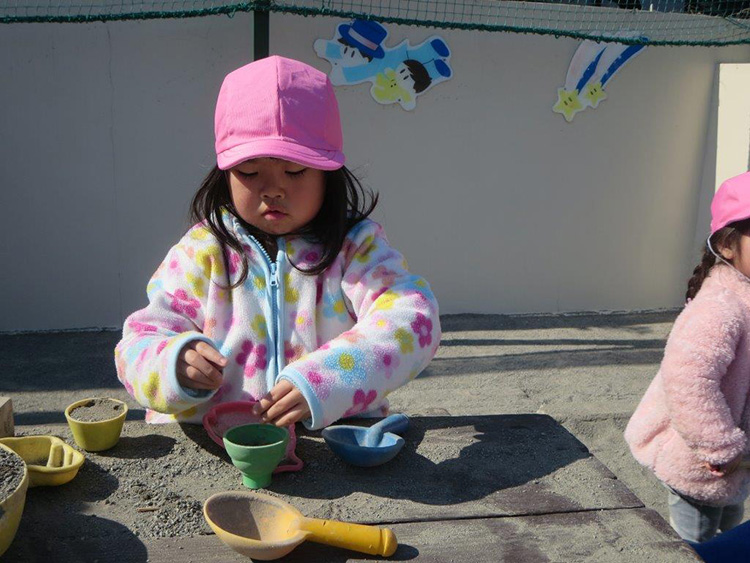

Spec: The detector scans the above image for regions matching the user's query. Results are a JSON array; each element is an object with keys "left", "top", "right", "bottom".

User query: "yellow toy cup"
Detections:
[
  {"left": 0, "top": 436, "right": 84, "bottom": 487},
  {"left": 0, "top": 442, "right": 29, "bottom": 557},
  {"left": 65, "top": 398, "right": 127, "bottom": 452}
]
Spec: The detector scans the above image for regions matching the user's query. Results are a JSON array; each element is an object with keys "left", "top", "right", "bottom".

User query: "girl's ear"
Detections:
[{"left": 719, "top": 245, "right": 735, "bottom": 261}]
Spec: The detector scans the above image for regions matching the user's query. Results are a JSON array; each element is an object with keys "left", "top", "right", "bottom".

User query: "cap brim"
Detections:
[{"left": 217, "top": 139, "right": 345, "bottom": 171}]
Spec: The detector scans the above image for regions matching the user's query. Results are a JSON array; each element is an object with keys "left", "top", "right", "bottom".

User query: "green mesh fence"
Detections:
[{"left": 3, "top": 0, "right": 750, "bottom": 46}]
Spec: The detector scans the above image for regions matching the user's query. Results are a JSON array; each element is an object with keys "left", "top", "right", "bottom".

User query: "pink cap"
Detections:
[
  {"left": 215, "top": 56, "right": 345, "bottom": 171},
  {"left": 711, "top": 171, "right": 750, "bottom": 234}
]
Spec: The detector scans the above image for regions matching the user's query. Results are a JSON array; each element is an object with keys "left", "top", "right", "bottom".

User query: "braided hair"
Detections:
[{"left": 685, "top": 218, "right": 750, "bottom": 302}]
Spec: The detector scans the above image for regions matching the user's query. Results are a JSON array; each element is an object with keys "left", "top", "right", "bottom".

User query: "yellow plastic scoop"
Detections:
[
  {"left": 203, "top": 491, "right": 397, "bottom": 560},
  {"left": 0, "top": 436, "right": 84, "bottom": 487}
]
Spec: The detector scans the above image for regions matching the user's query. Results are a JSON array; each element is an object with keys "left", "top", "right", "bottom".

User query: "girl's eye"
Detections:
[
  {"left": 286, "top": 169, "right": 307, "bottom": 177},
  {"left": 237, "top": 171, "right": 258, "bottom": 178}
]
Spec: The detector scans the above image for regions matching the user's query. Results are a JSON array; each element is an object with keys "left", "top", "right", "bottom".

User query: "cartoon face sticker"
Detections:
[{"left": 314, "top": 19, "right": 452, "bottom": 110}]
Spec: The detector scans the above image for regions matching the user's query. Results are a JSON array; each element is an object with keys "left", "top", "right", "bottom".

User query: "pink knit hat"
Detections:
[
  {"left": 215, "top": 56, "right": 345, "bottom": 171},
  {"left": 711, "top": 171, "right": 750, "bottom": 234}
]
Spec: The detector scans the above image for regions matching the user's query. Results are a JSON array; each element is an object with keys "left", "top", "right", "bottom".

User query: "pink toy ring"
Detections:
[{"left": 203, "top": 401, "right": 303, "bottom": 473}]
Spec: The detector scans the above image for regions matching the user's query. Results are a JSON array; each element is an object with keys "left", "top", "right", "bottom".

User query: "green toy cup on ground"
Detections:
[
  {"left": 223, "top": 424, "right": 289, "bottom": 489},
  {"left": 65, "top": 397, "right": 127, "bottom": 452}
]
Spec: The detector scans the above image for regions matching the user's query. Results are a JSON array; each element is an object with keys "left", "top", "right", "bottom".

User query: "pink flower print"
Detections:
[
  {"left": 340, "top": 330, "right": 365, "bottom": 344},
  {"left": 411, "top": 313, "right": 433, "bottom": 348},
  {"left": 300, "top": 249, "right": 320, "bottom": 267},
  {"left": 237, "top": 340, "right": 268, "bottom": 379},
  {"left": 292, "top": 311, "right": 312, "bottom": 331},
  {"left": 344, "top": 389, "right": 378, "bottom": 417},
  {"left": 372, "top": 265, "right": 398, "bottom": 287},
  {"left": 374, "top": 345, "right": 400, "bottom": 379},
  {"left": 168, "top": 258, "right": 183, "bottom": 276},
  {"left": 156, "top": 341, "right": 168, "bottom": 355},
  {"left": 168, "top": 289, "right": 201, "bottom": 319},
  {"left": 228, "top": 250, "right": 242, "bottom": 275},
  {"left": 168, "top": 320, "right": 189, "bottom": 333},
  {"left": 285, "top": 341, "right": 304, "bottom": 363},
  {"left": 306, "top": 370, "right": 333, "bottom": 400},
  {"left": 128, "top": 320, "right": 157, "bottom": 334}
]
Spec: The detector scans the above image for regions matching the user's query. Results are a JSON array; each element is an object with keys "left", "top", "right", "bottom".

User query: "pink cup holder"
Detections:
[{"left": 202, "top": 401, "right": 303, "bottom": 473}]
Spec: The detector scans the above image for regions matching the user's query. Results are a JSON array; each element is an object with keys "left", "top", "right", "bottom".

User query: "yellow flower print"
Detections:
[
  {"left": 415, "top": 279, "right": 427, "bottom": 288},
  {"left": 285, "top": 274, "right": 299, "bottom": 303},
  {"left": 395, "top": 328, "right": 415, "bottom": 354},
  {"left": 189, "top": 226, "right": 212, "bottom": 241},
  {"left": 373, "top": 291, "right": 399, "bottom": 311},
  {"left": 186, "top": 272, "right": 206, "bottom": 298},
  {"left": 252, "top": 315, "right": 268, "bottom": 339},
  {"left": 142, "top": 371, "right": 167, "bottom": 411},
  {"left": 195, "top": 246, "right": 225, "bottom": 280},
  {"left": 253, "top": 275, "right": 266, "bottom": 291},
  {"left": 355, "top": 236, "right": 377, "bottom": 263},
  {"left": 286, "top": 241, "right": 296, "bottom": 257}
]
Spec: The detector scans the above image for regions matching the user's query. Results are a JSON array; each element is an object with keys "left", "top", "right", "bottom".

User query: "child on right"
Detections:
[{"left": 625, "top": 171, "right": 750, "bottom": 543}]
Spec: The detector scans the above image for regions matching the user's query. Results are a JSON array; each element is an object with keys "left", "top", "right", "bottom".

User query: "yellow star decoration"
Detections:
[
  {"left": 553, "top": 88, "right": 584, "bottom": 123},
  {"left": 584, "top": 82, "right": 607, "bottom": 108}
]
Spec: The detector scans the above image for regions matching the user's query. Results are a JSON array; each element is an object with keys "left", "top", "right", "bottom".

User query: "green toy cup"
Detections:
[{"left": 223, "top": 424, "right": 289, "bottom": 489}]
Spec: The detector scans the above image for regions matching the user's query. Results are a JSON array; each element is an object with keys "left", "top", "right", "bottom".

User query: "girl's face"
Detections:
[
  {"left": 228, "top": 158, "right": 325, "bottom": 236},
  {"left": 719, "top": 232, "right": 750, "bottom": 279}
]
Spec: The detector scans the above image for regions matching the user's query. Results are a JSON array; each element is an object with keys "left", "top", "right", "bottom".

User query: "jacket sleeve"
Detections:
[
  {"left": 114, "top": 234, "right": 223, "bottom": 415},
  {"left": 277, "top": 220, "right": 441, "bottom": 429},
  {"left": 660, "top": 294, "right": 747, "bottom": 466}
]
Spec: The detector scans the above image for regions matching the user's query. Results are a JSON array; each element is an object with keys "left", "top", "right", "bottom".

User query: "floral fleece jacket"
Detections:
[{"left": 115, "top": 212, "right": 441, "bottom": 429}]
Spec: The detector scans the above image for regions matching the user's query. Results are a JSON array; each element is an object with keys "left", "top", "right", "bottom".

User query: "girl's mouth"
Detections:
[{"left": 262, "top": 210, "right": 287, "bottom": 221}]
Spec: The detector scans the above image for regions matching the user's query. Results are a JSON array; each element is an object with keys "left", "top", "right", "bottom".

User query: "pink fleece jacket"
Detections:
[{"left": 625, "top": 264, "right": 750, "bottom": 506}]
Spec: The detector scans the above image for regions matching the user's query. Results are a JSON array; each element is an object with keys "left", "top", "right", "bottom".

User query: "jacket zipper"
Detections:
[{"left": 250, "top": 237, "right": 286, "bottom": 390}]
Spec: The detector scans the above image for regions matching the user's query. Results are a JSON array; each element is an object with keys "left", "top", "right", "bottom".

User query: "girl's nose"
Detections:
[{"left": 260, "top": 179, "right": 285, "bottom": 200}]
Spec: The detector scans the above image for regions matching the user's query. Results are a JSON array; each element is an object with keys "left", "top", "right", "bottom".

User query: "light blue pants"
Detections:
[{"left": 667, "top": 488, "right": 744, "bottom": 543}]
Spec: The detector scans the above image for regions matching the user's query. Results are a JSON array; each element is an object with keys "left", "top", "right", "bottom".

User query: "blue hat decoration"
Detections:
[{"left": 338, "top": 20, "right": 387, "bottom": 59}]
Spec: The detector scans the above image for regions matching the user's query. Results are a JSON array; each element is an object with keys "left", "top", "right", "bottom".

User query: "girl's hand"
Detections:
[
  {"left": 176, "top": 341, "right": 227, "bottom": 390},
  {"left": 704, "top": 455, "right": 743, "bottom": 476},
  {"left": 253, "top": 380, "right": 311, "bottom": 427}
]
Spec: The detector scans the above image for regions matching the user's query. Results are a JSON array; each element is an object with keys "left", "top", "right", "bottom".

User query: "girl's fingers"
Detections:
[
  {"left": 183, "top": 348, "right": 223, "bottom": 384},
  {"left": 253, "top": 380, "right": 295, "bottom": 415},
  {"left": 273, "top": 403, "right": 311, "bottom": 427},
  {"left": 261, "top": 388, "right": 302, "bottom": 422},
  {"left": 176, "top": 361, "right": 219, "bottom": 390},
  {"left": 194, "top": 341, "right": 228, "bottom": 368}
]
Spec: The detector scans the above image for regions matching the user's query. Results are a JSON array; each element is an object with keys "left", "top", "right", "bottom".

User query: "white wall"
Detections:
[{"left": 1, "top": 13, "right": 749, "bottom": 331}]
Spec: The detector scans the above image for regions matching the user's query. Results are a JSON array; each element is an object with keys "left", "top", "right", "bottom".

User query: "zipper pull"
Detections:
[{"left": 269, "top": 262, "right": 278, "bottom": 288}]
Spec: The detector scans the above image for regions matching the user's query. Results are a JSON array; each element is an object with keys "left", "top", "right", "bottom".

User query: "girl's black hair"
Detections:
[
  {"left": 190, "top": 164, "right": 378, "bottom": 287},
  {"left": 686, "top": 217, "right": 750, "bottom": 302}
]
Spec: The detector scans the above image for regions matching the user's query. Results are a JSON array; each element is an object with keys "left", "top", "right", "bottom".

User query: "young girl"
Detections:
[
  {"left": 115, "top": 56, "right": 441, "bottom": 429},
  {"left": 625, "top": 171, "right": 750, "bottom": 542}
]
